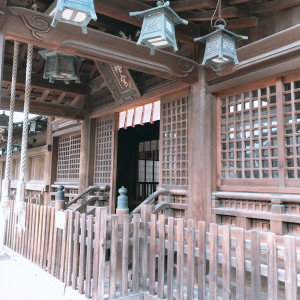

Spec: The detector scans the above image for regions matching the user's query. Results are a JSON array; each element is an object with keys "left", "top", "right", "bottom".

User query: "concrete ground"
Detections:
[{"left": 0, "top": 249, "right": 86, "bottom": 300}]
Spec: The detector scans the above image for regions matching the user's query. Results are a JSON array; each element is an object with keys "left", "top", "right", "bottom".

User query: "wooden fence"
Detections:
[{"left": 4, "top": 202, "right": 300, "bottom": 299}]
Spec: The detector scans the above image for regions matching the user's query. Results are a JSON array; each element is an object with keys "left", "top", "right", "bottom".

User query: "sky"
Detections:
[{"left": 2, "top": 110, "right": 37, "bottom": 122}]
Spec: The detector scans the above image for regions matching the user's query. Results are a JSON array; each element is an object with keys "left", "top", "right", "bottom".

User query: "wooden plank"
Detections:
[
  {"left": 121, "top": 214, "right": 130, "bottom": 297},
  {"left": 149, "top": 214, "right": 157, "bottom": 295},
  {"left": 197, "top": 221, "right": 206, "bottom": 300},
  {"left": 5, "top": 7, "right": 199, "bottom": 84},
  {"left": 47, "top": 207, "right": 55, "bottom": 273},
  {"left": 97, "top": 207, "right": 107, "bottom": 300},
  {"left": 23, "top": 203, "right": 30, "bottom": 257},
  {"left": 157, "top": 215, "right": 165, "bottom": 299},
  {"left": 187, "top": 219, "right": 195, "bottom": 300},
  {"left": 55, "top": 229, "right": 63, "bottom": 279},
  {"left": 132, "top": 214, "right": 140, "bottom": 294},
  {"left": 92, "top": 208, "right": 101, "bottom": 299},
  {"left": 222, "top": 225, "right": 231, "bottom": 300},
  {"left": 181, "top": 7, "right": 237, "bottom": 21},
  {"left": 167, "top": 217, "right": 174, "bottom": 300},
  {"left": 226, "top": 17, "right": 258, "bottom": 29},
  {"left": 78, "top": 213, "right": 86, "bottom": 295},
  {"left": 109, "top": 215, "right": 118, "bottom": 298},
  {"left": 284, "top": 235, "right": 297, "bottom": 300},
  {"left": 267, "top": 232, "right": 278, "bottom": 300},
  {"left": 51, "top": 226, "right": 58, "bottom": 276},
  {"left": 141, "top": 205, "right": 151, "bottom": 291},
  {"left": 209, "top": 223, "right": 218, "bottom": 300},
  {"left": 30, "top": 204, "right": 37, "bottom": 261},
  {"left": 39, "top": 206, "right": 47, "bottom": 268},
  {"left": 252, "top": 0, "right": 300, "bottom": 14},
  {"left": 171, "top": 0, "right": 217, "bottom": 11},
  {"left": 36, "top": 205, "right": 44, "bottom": 265},
  {"left": 176, "top": 218, "right": 184, "bottom": 300},
  {"left": 0, "top": 11, "right": 5, "bottom": 106},
  {"left": 251, "top": 230, "right": 261, "bottom": 300},
  {"left": 59, "top": 212, "right": 68, "bottom": 282},
  {"left": 85, "top": 215, "right": 94, "bottom": 298},
  {"left": 72, "top": 212, "right": 81, "bottom": 290},
  {"left": 66, "top": 211, "right": 74, "bottom": 286},
  {"left": 236, "top": 227, "right": 245, "bottom": 300}
]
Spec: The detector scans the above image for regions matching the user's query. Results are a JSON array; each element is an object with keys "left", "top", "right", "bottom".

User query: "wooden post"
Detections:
[
  {"left": 0, "top": 13, "right": 5, "bottom": 107},
  {"left": 43, "top": 116, "right": 54, "bottom": 205},
  {"left": 79, "top": 107, "right": 90, "bottom": 194},
  {"left": 188, "top": 67, "right": 214, "bottom": 223}
]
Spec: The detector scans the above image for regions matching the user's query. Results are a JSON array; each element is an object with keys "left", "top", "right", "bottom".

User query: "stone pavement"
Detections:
[{"left": 0, "top": 250, "right": 86, "bottom": 300}]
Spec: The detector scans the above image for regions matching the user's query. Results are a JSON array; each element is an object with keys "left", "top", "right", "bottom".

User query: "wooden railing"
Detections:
[{"left": 4, "top": 202, "right": 300, "bottom": 299}]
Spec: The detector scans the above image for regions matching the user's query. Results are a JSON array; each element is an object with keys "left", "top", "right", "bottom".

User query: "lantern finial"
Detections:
[{"left": 130, "top": 1, "right": 188, "bottom": 55}]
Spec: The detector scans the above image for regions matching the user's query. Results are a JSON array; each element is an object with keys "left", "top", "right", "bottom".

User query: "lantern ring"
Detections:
[{"left": 213, "top": 18, "right": 226, "bottom": 28}]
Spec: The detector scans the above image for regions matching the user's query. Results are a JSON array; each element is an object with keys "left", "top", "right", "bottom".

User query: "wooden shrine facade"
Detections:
[{"left": 0, "top": 1, "right": 300, "bottom": 235}]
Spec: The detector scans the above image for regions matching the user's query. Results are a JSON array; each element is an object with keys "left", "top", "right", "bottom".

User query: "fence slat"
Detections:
[
  {"left": 209, "top": 223, "right": 218, "bottom": 300},
  {"left": 36, "top": 205, "right": 44, "bottom": 264},
  {"left": 51, "top": 226, "right": 58, "bottom": 276},
  {"left": 198, "top": 221, "right": 206, "bottom": 300},
  {"left": 85, "top": 214, "right": 94, "bottom": 298},
  {"left": 187, "top": 219, "right": 195, "bottom": 300},
  {"left": 121, "top": 214, "right": 129, "bottom": 297},
  {"left": 33, "top": 204, "right": 40, "bottom": 262},
  {"left": 222, "top": 225, "right": 231, "bottom": 300},
  {"left": 109, "top": 215, "right": 118, "bottom": 298},
  {"left": 176, "top": 218, "right": 184, "bottom": 300},
  {"left": 47, "top": 207, "right": 55, "bottom": 273},
  {"left": 60, "top": 211, "right": 68, "bottom": 282},
  {"left": 251, "top": 230, "right": 261, "bottom": 300},
  {"left": 97, "top": 207, "right": 107, "bottom": 300},
  {"left": 149, "top": 214, "right": 157, "bottom": 295},
  {"left": 284, "top": 235, "right": 297, "bottom": 300},
  {"left": 167, "top": 217, "right": 174, "bottom": 300},
  {"left": 236, "top": 227, "right": 245, "bottom": 300},
  {"left": 29, "top": 204, "right": 36, "bottom": 261},
  {"left": 158, "top": 215, "right": 165, "bottom": 299},
  {"left": 92, "top": 208, "right": 101, "bottom": 299},
  {"left": 72, "top": 212, "right": 80, "bottom": 290},
  {"left": 132, "top": 213, "right": 140, "bottom": 295},
  {"left": 267, "top": 232, "right": 278, "bottom": 300},
  {"left": 39, "top": 206, "right": 47, "bottom": 268},
  {"left": 78, "top": 213, "right": 86, "bottom": 295},
  {"left": 66, "top": 211, "right": 74, "bottom": 286}
]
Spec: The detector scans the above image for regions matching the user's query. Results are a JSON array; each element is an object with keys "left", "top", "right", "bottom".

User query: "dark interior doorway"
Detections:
[{"left": 116, "top": 121, "right": 159, "bottom": 211}]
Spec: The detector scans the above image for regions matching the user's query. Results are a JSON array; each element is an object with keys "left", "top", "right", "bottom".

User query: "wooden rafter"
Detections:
[
  {"left": 5, "top": 7, "right": 199, "bottom": 84},
  {"left": 170, "top": 0, "right": 218, "bottom": 12},
  {"left": 39, "top": 89, "right": 50, "bottom": 101},
  {"left": 56, "top": 92, "right": 67, "bottom": 104},
  {"left": 70, "top": 95, "right": 82, "bottom": 106},
  {"left": 0, "top": 96, "right": 85, "bottom": 119},
  {"left": 251, "top": 0, "right": 300, "bottom": 14},
  {"left": 227, "top": 17, "right": 258, "bottom": 29}
]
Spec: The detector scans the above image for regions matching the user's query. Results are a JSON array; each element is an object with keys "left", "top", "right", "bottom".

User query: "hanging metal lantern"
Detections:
[
  {"left": 39, "top": 49, "right": 83, "bottom": 84},
  {"left": 50, "top": 0, "right": 97, "bottom": 34},
  {"left": 130, "top": 1, "right": 188, "bottom": 55},
  {"left": 194, "top": 19, "right": 248, "bottom": 71}
]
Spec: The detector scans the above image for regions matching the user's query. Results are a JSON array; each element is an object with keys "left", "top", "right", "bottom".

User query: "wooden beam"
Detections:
[
  {"left": 180, "top": 7, "right": 237, "bottom": 21},
  {"left": 70, "top": 95, "right": 82, "bottom": 106},
  {"left": 0, "top": 96, "right": 85, "bottom": 119},
  {"left": 0, "top": 0, "right": 7, "bottom": 12},
  {"left": 5, "top": 7, "right": 199, "bottom": 84},
  {"left": 251, "top": 0, "right": 300, "bottom": 14},
  {"left": 228, "top": 0, "right": 250, "bottom": 4},
  {"left": 0, "top": 13, "right": 5, "bottom": 106},
  {"left": 170, "top": 0, "right": 218, "bottom": 12},
  {"left": 2, "top": 65, "right": 86, "bottom": 95},
  {"left": 56, "top": 92, "right": 67, "bottom": 104},
  {"left": 39, "top": 89, "right": 50, "bottom": 101},
  {"left": 94, "top": 0, "right": 201, "bottom": 43},
  {"left": 226, "top": 17, "right": 258, "bottom": 29}
]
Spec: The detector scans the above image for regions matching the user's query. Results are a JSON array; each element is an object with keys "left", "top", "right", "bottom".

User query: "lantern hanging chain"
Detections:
[
  {"left": 211, "top": 0, "right": 221, "bottom": 27},
  {"left": 4, "top": 41, "right": 19, "bottom": 181}
]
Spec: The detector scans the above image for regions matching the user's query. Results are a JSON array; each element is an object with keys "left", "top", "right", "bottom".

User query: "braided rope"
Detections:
[
  {"left": 18, "top": 43, "right": 33, "bottom": 182},
  {"left": 4, "top": 41, "right": 19, "bottom": 180}
]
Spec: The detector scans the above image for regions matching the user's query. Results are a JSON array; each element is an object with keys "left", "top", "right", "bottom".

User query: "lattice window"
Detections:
[
  {"left": 284, "top": 80, "right": 300, "bottom": 179},
  {"left": 220, "top": 85, "right": 279, "bottom": 179},
  {"left": 57, "top": 134, "right": 81, "bottom": 181},
  {"left": 219, "top": 199, "right": 271, "bottom": 211},
  {"left": 220, "top": 215, "right": 236, "bottom": 226},
  {"left": 94, "top": 118, "right": 113, "bottom": 185},
  {"left": 161, "top": 97, "right": 188, "bottom": 187},
  {"left": 251, "top": 218, "right": 270, "bottom": 231}
]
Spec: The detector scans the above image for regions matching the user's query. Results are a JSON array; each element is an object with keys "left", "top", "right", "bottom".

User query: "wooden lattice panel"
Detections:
[
  {"left": 219, "top": 199, "right": 271, "bottom": 212},
  {"left": 161, "top": 97, "right": 188, "bottom": 187},
  {"left": 285, "top": 222, "right": 300, "bottom": 236},
  {"left": 251, "top": 218, "right": 270, "bottom": 231},
  {"left": 220, "top": 215, "right": 236, "bottom": 226},
  {"left": 283, "top": 80, "right": 300, "bottom": 179},
  {"left": 284, "top": 202, "right": 300, "bottom": 214},
  {"left": 94, "top": 118, "right": 114, "bottom": 185},
  {"left": 57, "top": 134, "right": 81, "bottom": 181},
  {"left": 220, "top": 85, "right": 279, "bottom": 179}
]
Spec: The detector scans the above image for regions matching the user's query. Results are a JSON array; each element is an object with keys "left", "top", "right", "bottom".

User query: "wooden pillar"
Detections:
[
  {"left": 188, "top": 67, "right": 215, "bottom": 223},
  {"left": 79, "top": 110, "right": 91, "bottom": 194},
  {"left": 43, "top": 116, "right": 54, "bottom": 205}
]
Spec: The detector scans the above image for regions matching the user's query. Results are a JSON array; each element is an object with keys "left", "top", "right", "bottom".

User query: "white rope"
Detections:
[
  {"left": 15, "top": 43, "right": 33, "bottom": 232},
  {"left": 5, "top": 41, "right": 19, "bottom": 181}
]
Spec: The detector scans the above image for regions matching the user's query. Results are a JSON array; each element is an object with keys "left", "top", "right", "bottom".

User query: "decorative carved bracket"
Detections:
[{"left": 96, "top": 61, "right": 141, "bottom": 104}]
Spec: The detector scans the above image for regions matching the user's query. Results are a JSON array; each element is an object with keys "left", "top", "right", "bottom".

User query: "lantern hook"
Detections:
[{"left": 213, "top": 18, "right": 226, "bottom": 28}]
